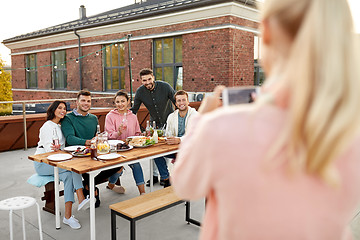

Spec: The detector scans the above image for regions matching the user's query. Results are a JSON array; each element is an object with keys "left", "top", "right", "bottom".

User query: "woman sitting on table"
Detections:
[
  {"left": 34, "top": 101, "right": 90, "bottom": 229},
  {"left": 105, "top": 90, "right": 146, "bottom": 195}
]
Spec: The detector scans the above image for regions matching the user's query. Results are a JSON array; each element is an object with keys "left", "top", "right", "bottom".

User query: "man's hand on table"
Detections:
[{"left": 166, "top": 137, "right": 181, "bottom": 145}]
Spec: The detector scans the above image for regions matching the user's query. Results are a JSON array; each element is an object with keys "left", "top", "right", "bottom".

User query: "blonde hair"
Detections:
[{"left": 261, "top": 0, "right": 360, "bottom": 185}]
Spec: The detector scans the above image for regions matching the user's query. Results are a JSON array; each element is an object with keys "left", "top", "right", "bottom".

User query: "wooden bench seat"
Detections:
[{"left": 109, "top": 186, "right": 200, "bottom": 240}]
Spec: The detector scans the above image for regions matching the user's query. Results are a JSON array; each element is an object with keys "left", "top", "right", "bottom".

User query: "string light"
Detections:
[
  {"left": 95, "top": 52, "right": 99, "bottom": 56},
  {"left": 26, "top": 68, "right": 30, "bottom": 72},
  {"left": 75, "top": 59, "right": 79, "bottom": 63},
  {"left": 54, "top": 65, "right": 58, "bottom": 69}
]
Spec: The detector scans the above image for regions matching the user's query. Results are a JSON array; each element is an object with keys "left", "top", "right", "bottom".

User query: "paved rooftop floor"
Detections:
[
  {"left": 0, "top": 148, "right": 360, "bottom": 239},
  {"left": 0, "top": 148, "right": 203, "bottom": 239}
]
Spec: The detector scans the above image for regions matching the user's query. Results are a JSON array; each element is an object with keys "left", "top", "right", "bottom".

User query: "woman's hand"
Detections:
[
  {"left": 198, "top": 85, "right": 225, "bottom": 114},
  {"left": 50, "top": 144, "right": 60, "bottom": 152}
]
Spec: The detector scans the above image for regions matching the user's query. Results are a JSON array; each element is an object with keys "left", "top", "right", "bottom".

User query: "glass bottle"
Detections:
[
  {"left": 52, "top": 129, "right": 60, "bottom": 151},
  {"left": 120, "top": 113, "right": 128, "bottom": 133},
  {"left": 145, "top": 120, "right": 150, "bottom": 137},
  {"left": 90, "top": 139, "right": 97, "bottom": 160},
  {"left": 152, "top": 127, "right": 158, "bottom": 143},
  {"left": 96, "top": 124, "right": 100, "bottom": 139}
]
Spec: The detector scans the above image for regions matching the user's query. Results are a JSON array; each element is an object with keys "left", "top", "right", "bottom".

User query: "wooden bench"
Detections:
[
  {"left": 109, "top": 186, "right": 200, "bottom": 240},
  {"left": 28, "top": 174, "right": 120, "bottom": 215}
]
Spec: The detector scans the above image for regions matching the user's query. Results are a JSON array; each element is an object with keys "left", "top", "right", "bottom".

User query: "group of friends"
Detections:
[
  {"left": 33, "top": 68, "right": 198, "bottom": 229},
  {"left": 32, "top": 0, "right": 360, "bottom": 238}
]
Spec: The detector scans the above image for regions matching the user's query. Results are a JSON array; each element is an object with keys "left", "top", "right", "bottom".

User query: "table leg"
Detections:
[
  {"left": 22, "top": 209, "right": 26, "bottom": 240},
  {"left": 149, "top": 158, "right": 153, "bottom": 192},
  {"left": 89, "top": 171, "right": 96, "bottom": 240},
  {"left": 54, "top": 167, "right": 61, "bottom": 229},
  {"left": 9, "top": 209, "right": 13, "bottom": 240},
  {"left": 111, "top": 210, "right": 116, "bottom": 240}
]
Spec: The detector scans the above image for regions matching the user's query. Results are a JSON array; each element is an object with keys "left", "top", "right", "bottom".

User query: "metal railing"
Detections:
[{"left": 0, "top": 96, "right": 113, "bottom": 150}]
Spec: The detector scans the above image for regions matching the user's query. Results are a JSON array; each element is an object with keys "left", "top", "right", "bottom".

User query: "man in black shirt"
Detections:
[
  {"left": 131, "top": 69, "right": 175, "bottom": 128},
  {"left": 131, "top": 68, "right": 175, "bottom": 187}
]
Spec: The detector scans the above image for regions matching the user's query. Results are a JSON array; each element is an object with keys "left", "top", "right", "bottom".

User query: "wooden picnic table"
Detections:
[{"left": 28, "top": 142, "right": 179, "bottom": 240}]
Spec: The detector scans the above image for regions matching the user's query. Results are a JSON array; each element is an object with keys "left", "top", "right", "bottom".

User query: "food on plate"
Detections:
[
  {"left": 158, "top": 137, "right": 166, "bottom": 142},
  {"left": 73, "top": 147, "right": 90, "bottom": 156},
  {"left": 129, "top": 136, "right": 155, "bottom": 147},
  {"left": 117, "top": 142, "right": 130, "bottom": 150}
]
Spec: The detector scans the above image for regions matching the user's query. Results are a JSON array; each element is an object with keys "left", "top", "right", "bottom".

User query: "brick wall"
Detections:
[{"left": 10, "top": 15, "right": 258, "bottom": 101}]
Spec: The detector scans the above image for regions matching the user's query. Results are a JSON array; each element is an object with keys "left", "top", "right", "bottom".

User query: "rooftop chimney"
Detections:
[{"left": 79, "top": 5, "right": 86, "bottom": 20}]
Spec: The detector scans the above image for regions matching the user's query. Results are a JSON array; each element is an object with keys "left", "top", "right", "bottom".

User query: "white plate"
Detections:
[
  {"left": 47, "top": 153, "right": 73, "bottom": 161},
  {"left": 127, "top": 136, "right": 145, "bottom": 139},
  {"left": 117, "top": 145, "right": 133, "bottom": 152},
  {"left": 97, "top": 153, "right": 121, "bottom": 160},
  {"left": 108, "top": 140, "right": 124, "bottom": 145},
  {"left": 63, "top": 146, "right": 85, "bottom": 152},
  {"left": 131, "top": 143, "right": 154, "bottom": 148}
]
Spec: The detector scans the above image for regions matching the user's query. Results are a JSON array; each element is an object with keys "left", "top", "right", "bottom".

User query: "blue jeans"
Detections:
[
  {"left": 109, "top": 162, "right": 145, "bottom": 186},
  {"left": 154, "top": 157, "right": 169, "bottom": 180},
  {"left": 34, "top": 162, "right": 83, "bottom": 203}
]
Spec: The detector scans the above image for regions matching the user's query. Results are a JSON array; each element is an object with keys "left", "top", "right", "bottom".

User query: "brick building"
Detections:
[{"left": 3, "top": 0, "right": 260, "bottom": 105}]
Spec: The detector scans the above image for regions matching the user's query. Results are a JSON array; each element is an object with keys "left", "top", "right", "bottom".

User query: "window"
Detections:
[
  {"left": 254, "top": 36, "right": 265, "bottom": 86},
  {"left": 52, "top": 50, "right": 67, "bottom": 89},
  {"left": 104, "top": 43, "right": 126, "bottom": 91},
  {"left": 26, "top": 54, "right": 37, "bottom": 88},
  {"left": 153, "top": 37, "right": 183, "bottom": 90}
]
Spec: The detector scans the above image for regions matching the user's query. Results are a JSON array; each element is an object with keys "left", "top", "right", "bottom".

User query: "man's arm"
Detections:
[
  {"left": 130, "top": 89, "right": 142, "bottom": 115},
  {"left": 168, "top": 84, "right": 176, "bottom": 105}
]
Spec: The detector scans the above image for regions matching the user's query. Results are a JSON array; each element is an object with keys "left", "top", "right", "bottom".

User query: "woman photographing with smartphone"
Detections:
[
  {"left": 33, "top": 101, "right": 89, "bottom": 229},
  {"left": 172, "top": 0, "right": 360, "bottom": 239}
]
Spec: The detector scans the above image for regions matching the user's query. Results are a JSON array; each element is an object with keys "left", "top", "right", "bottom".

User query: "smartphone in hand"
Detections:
[{"left": 222, "top": 86, "right": 260, "bottom": 106}]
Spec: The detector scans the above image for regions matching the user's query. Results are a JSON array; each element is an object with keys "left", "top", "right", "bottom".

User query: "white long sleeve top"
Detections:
[
  {"left": 165, "top": 106, "right": 198, "bottom": 140},
  {"left": 35, "top": 120, "right": 65, "bottom": 154}
]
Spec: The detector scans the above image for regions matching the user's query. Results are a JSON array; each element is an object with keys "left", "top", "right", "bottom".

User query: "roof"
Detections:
[{"left": 3, "top": 0, "right": 257, "bottom": 44}]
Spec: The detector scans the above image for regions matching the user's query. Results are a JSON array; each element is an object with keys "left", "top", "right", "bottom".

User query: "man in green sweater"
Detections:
[{"left": 61, "top": 90, "right": 121, "bottom": 207}]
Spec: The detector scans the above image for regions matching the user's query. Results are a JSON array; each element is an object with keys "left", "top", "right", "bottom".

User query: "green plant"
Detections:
[{"left": 0, "top": 56, "right": 13, "bottom": 115}]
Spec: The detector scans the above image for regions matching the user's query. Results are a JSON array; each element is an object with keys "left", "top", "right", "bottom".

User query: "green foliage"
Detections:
[{"left": 0, "top": 57, "right": 13, "bottom": 115}]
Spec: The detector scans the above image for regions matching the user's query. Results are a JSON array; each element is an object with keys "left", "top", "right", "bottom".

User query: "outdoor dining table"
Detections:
[{"left": 28, "top": 141, "right": 179, "bottom": 240}]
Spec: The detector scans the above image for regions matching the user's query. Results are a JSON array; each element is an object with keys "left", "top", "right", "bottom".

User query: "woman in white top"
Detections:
[{"left": 34, "top": 101, "right": 89, "bottom": 229}]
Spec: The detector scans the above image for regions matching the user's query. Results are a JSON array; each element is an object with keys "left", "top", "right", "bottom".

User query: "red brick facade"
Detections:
[{"left": 9, "top": 14, "right": 258, "bottom": 103}]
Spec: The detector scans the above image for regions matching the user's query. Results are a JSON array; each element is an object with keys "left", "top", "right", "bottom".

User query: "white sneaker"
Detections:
[
  {"left": 63, "top": 216, "right": 81, "bottom": 229},
  {"left": 77, "top": 195, "right": 90, "bottom": 211},
  {"left": 71, "top": 215, "right": 79, "bottom": 223}
]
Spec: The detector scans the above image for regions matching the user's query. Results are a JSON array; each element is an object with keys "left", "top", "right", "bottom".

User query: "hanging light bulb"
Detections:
[
  {"left": 114, "top": 43, "right": 118, "bottom": 47},
  {"left": 54, "top": 65, "right": 58, "bottom": 69},
  {"left": 26, "top": 68, "right": 30, "bottom": 72},
  {"left": 76, "top": 59, "right": 79, "bottom": 63},
  {"left": 95, "top": 51, "right": 100, "bottom": 56}
]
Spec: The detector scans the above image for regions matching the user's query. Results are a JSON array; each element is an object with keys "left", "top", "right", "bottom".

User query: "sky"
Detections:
[{"left": 1, "top": 0, "right": 359, "bottom": 66}]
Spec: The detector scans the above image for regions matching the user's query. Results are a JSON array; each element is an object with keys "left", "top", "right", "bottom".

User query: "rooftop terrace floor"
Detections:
[
  {"left": 0, "top": 148, "right": 203, "bottom": 239},
  {"left": 0, "top": 148, "right": 360, "bottom": 239}
]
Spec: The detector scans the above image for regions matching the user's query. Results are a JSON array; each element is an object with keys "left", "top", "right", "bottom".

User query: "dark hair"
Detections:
[
  {"left": 47, "top": 101, "right": 67, "bottom": 121},
  {"left": 174, "top": 90, "right": 188, "bottom": 100},
  {"left": 114, "top": 90, "right": 129, "bottom": 101},
  {"left": 77, "top": 90, "right": 91, "bottom": 99},
  {"left": 139, "top": 68, "right": 153, "bottom": 77}
]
